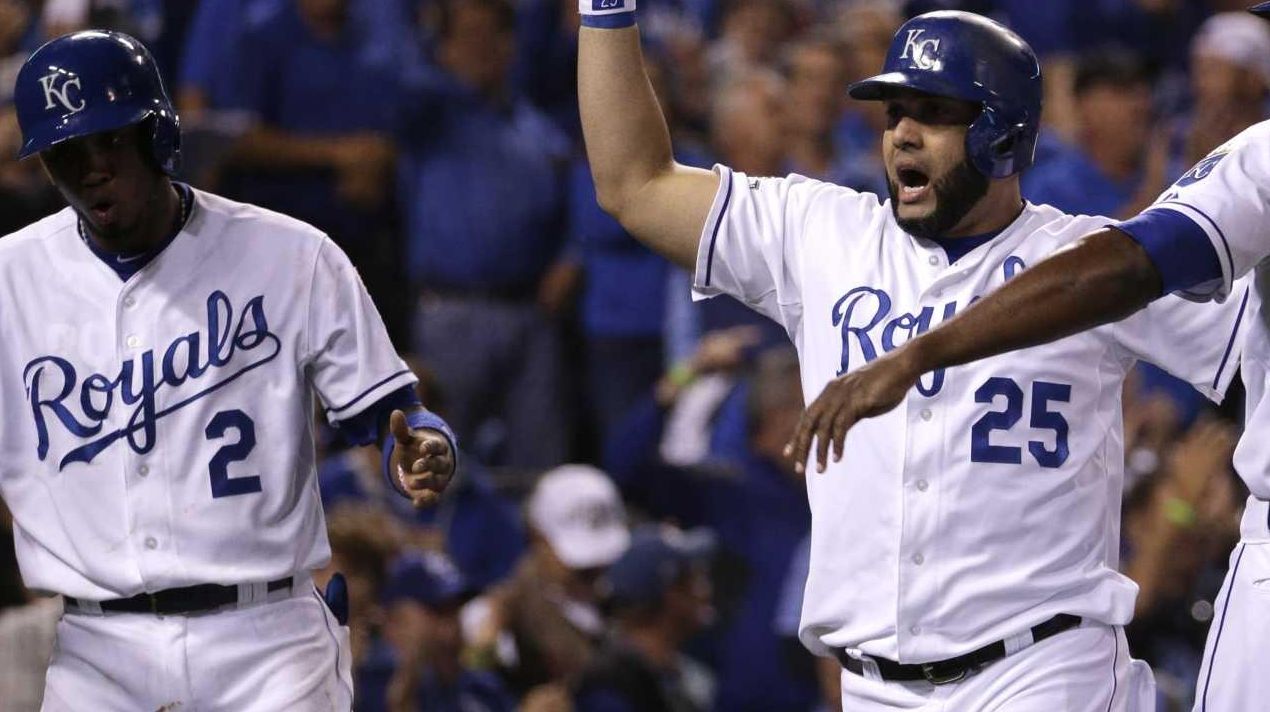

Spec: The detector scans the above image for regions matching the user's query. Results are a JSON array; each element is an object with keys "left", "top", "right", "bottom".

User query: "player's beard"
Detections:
[{"left": 888, "top": 156, "right": 990, "bottom": 240}]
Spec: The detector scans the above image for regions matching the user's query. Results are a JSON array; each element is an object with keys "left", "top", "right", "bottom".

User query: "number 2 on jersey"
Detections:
[
  {"left": 206, "top": 409, "right": 262, "bottom": 497},
  {"left": 971, "top": 377, "right": 1070, "bottom": 468}
]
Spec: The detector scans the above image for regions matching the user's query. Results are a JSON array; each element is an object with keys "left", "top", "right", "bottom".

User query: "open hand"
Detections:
[
  {"left": 390, "top": 409, "right": 455, "bottom": 508},
  {"left": 784, "top": 349, "right": 921, "bottom": 474}
]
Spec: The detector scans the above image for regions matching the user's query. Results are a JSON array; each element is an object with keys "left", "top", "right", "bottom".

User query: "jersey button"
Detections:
[
  {"left": 927, "top": 255, "right": 939, "bottom": 266},
  {"left": 919, "top": 408, "right": 932, "bottom": 421},
  {"left": 125, "top": 334, "right": 140, "bottom": 349},
  {"left": 916, "top": 479, "right": 929, "bottom": 492},
  {"left": 910, "top": 625, "right": 922, "bottom": 636},
  {"left": 144, "top": 537, "right": 157, "bottom": 550},
  {"left": 912, "top": 553, "right": 925, "bottom": 565},
  {"left": 138, "top": 465, "right": 149, "bottom": 477},
  {"left": 123, "top": 296, "right": 136, "bottom": 308}
]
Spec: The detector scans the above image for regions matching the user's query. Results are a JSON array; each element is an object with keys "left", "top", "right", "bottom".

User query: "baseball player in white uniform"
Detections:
[
  {"left": 578, "top": 4, "right": 1253, "bottom": 710},
  {"left": 791, "top": 5, "right": 1270, "bottom": 710},
  {"left": 1, "top": 31, "right": 457, "bottom": 711}
]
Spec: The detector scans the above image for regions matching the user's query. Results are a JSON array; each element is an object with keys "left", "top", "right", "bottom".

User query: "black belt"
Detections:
[
  {"left": 64, "top": 577, "right": 294, "bottom": 615},
  {"left": 834, "top": 614, "right": 1082, "bottom": 685}
]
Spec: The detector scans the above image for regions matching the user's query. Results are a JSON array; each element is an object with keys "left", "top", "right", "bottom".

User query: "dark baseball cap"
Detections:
[
  {"left": 601, "top": 525, "right": 715, "bottom": 609},
  {"left": 382, "top": 550, "right": 476, "bottom": 609},
  {"left": 1252, "top": 3, "right": 1270, "bottom": 17}
]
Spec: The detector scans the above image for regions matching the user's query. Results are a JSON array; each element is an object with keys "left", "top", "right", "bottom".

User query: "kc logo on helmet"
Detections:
[
  {"left": 38, "top": 72, "right": 86, "bottom": 114},
  {"left": 900, "top": 29, "right": 942, "bottom": 71}
]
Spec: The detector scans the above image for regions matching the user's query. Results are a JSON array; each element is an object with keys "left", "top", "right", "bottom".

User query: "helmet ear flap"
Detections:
[
  {"left": 965, "top": 104, "right": 1036, "bottom": 179},
  {"left": 148, "top": 108, "right": 180, "bottom": 175}
]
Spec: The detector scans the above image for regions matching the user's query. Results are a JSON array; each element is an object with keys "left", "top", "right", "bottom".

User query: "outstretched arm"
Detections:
[
  {"left": 785, "top": 228, "right": 1163, "bottom": 472},
  {"left": 578, "top": 5, "right": 718, "bottom": 269}
]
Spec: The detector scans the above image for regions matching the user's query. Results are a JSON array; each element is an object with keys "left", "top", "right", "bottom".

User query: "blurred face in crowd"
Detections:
[
  {"left": 723, "top": 0, "right": 794, "bottom": 65},
  {"left": 1191, "top": 53, "right": 1267, "bottom": 109},
  {"left": 786, "top": 43, "right": 848, "bottom": 137},
  {"left": 664, "top": 565, "right": 715, "bottom": 634},
  {"left": 881, "top": 89, "right": 988, "bottom": 240},
  {"left": 533, "top": 535, "right": 607, "bottom": 604},
  {"left": 40, "top": 124, "right": 170, "bottom": 248},
  {"left": 713, "top": 74, "right": 787, "bottom": 175},
  {"left": 1076, "top": 80, "right": 1153, "bottom": 164},
  {"left": 297, "top": 0, "right": 348, "bottom": 25},
  {"left": 386, "top": 600, "right": 465, "bottom": 668},
  {"left": 438, "top": 3, "right": 515, "bottom": 95}
]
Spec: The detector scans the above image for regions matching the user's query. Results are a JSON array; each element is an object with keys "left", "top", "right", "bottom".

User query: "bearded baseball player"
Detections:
[
  {"left": 790, "top": 4, "right": 1270, "bottom": 709},
  {"left": 579, "top": 4, "right": 1252, "bottom": 710},
  {"left": 1, "top": 31, "right": 456, "bottom": 710}
]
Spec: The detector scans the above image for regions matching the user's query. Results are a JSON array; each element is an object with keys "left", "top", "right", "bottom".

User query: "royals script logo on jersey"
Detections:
[
  {"left": 23, "top": 291, "right": 280, "bottom": 469},
  {"left": 833, "top": 257, "right": 1028, "bottom": 394}
]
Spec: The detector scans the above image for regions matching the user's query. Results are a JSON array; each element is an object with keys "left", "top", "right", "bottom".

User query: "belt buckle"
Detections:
[{"left": 920, "top": 662, "right": 967, "bottom": 685}]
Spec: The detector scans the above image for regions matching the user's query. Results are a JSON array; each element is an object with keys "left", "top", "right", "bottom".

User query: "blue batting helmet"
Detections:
[
  {"left": 848, "top": 11, "right": 1042, "bottom": 179},
  {"left": 14, "top": 30, "right": 180, "bottom": 174}
]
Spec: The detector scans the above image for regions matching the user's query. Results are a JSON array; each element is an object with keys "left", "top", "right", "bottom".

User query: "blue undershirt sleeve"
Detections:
[{"left": 1112, "top": 208, "right": 1223, "bottom": 297}]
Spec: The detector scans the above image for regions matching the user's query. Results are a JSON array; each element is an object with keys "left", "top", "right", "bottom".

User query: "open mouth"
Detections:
[
  {"left": 896, "top": 168, "right": 931, "bottom": 204},
  {"left": 89, "top": 199, "right": 116, "bottom": 223}
]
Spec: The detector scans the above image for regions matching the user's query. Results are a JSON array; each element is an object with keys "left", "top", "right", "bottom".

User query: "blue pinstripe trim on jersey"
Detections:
[
  {"left": 1158, "top": 201, "right": 1235, "bottom": 282},
  {"left": 1104, "top": 628, "right": 1119, "bottom": 712},
  {"left": 1211, "top": 286, "right": 1250, "bottom": 391},
  {"left": 325, "top": 369, "right": 413, "bottom": 416},
  {"left": 703, "top": 169, "right": 734, "bottom": 288},
  {"left": 1200, "top": 542, "right": 1246, "bottom": 711},
  {"left": 312, "top": 588, "right": 353, "bottom": 706}
]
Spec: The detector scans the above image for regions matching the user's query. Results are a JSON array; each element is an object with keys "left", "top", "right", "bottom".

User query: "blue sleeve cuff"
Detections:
[
  {"left": 581, "top": 12, "right": 635, "bottom": 28},
  {"left": 381, "top": 409, "right": 460, "bottom": 499},
  {"left": 1113, "top": 209, "right": 1223, "bottom": 296},
  {"left": 331, "top": 385, "right": 419, "bottom": 447}
]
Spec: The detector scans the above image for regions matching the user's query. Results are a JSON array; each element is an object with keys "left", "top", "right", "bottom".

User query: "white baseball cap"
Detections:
[
  {"left": 1193, "top": 12, "right": 1270, "bottom": 88},
  {"left": 526, "top": 465, "right": 630, "bottom": 570}
]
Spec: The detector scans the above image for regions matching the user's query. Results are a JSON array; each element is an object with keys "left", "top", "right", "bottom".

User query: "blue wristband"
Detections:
[
  {"left": 381, "top": 409, "right": 459, "bottom": 498},
  {"left": 581, "top": 11, "right": 635, "bottom": 28}
]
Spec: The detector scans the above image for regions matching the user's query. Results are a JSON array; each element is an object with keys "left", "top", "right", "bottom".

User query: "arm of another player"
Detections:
[
  {"left": 786, "top": 127, "right": 1270, "bottom": 472},
  {"left": 784, "top": 229, "right": 1163, "bottom": 473},
  {"left": 578, "top": 1, "right": 718, "bottom": 269}
]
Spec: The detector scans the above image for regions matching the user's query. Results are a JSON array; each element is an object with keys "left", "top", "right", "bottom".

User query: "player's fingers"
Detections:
[
  {"left": 419, "top": 437, "right": 448, "bottom": 457},
  {"left": 796, "top": 402, "right": 829, "bottom": 473},
  {"left": 412, "top": 451, "right": 454, "bottom": 476},
  {"left": 406, "top": 471, "right": 448, "bottom": 494},
  {"left": 830, "top": 408, "right": 853, "bottom": 463},
  {"left": 411, "top": 490, "right": 441, "bottom": 508},
  {"left": 389, "top": 409, "right": 411, "bottom": 443},
  {"left": 786, "top": 410, "right": 815, "bottom": 473},
  {"left": 814, "top": 406, "right": 834, "bottom": 474}
]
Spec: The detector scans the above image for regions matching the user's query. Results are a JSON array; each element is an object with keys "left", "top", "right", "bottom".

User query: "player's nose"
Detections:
[{"left": 890, "top": 116, "right": 924, "bottom": 150}]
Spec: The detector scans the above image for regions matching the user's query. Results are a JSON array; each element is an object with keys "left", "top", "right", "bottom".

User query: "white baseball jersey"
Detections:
[
  {"left": 0, "top": 189, "right": 415, "bottom": 600},
  {"left": 692, "top": 165, "right": 1249, "bottom": 663},
  {"left": 1132, "top": 119, "right": 1270, "bottom": 541},
  {"left": 1120, "top": 120, "right": 1270, "bottom": 711}
]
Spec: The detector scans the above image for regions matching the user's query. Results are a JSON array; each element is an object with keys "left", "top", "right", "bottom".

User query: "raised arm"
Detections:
[{"left": 578, "top": 7, "right": 719, "bottom": 269}]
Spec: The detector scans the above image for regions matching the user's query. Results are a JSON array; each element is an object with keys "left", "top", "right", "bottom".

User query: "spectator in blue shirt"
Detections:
[
  {"left": 213, "top": 0, "right": 409, "bottom": 339},
  {"left": 378, "top": 550, "right": 516, "bottom": 712},
  {"left": 1023, "top": 49, "right": 1167, "bottom": 219},
  {"left": 604, "top": 345, "right": 816, "bottom": 712},
  {"left": 573, "top": 525, "right": 717, "bottom": 712},
  {"left": 398, "top": 0, "right": 574, "bottom": 472}
]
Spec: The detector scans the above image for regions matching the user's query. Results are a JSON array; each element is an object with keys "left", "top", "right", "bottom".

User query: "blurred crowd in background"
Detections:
[{"left": 0, "top": 0, "right": 1263, "bottom": 710}]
